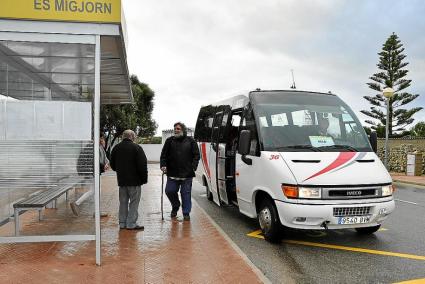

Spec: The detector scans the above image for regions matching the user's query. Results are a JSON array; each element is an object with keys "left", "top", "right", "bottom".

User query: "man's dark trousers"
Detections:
[
  {"left": 165, "top": 178, "right": 192, "bottom": 215},
  {"left": 119, "top": 185, "right": 141, "bottom": 229}
]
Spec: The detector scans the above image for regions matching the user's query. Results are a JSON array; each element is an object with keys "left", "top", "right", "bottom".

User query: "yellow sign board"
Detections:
[{"left": 0, "top": 0, "right": 121, "bottom": 23}]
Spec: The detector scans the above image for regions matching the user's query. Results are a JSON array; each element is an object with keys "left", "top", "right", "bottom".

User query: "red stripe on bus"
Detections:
[
  {"left": 201, "top": 143, "right": 211, "bottom": 179},
  {"left": 304, "top": 152, "right": 356, "bottom": 181}
]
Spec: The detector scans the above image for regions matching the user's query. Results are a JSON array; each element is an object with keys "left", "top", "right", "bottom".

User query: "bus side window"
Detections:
[
  {"left": 241, "top": 108, "right": 260, "bottom": 156},
  {"left": 194, "top": 105, "right": 216, "bottom": 142},
  {"left": 228, "top": 114, "right": 242, "bottom": 154}
]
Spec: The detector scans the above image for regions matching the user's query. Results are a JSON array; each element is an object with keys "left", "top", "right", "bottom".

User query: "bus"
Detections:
[{"left": 194, "top": 90, "right": 395, "bottom": 242}]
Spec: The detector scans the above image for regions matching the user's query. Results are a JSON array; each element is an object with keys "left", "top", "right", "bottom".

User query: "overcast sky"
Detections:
[{"left": 123, "top": 0, "right": 425, "bottom": 134}]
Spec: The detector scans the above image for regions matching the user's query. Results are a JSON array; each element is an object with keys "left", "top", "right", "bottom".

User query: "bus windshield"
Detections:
[{"left": 250, "top": 91, "right": 372, "bottom": 152}]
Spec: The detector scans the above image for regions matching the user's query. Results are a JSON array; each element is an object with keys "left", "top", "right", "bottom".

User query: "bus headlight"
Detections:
[
  {"left": 382, "top": 185, "right": 395, "bottom": 196},
  {"left": 282, "top": 185, "right": 321, "bottom": 199},
  {"left": 298, "top": 187, "right": 321, "bottom": 199}
]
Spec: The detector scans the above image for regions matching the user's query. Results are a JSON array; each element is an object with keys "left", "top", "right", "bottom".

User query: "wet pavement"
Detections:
[{"left": 0, "top": 166, "right": 264, "bottom": 283}]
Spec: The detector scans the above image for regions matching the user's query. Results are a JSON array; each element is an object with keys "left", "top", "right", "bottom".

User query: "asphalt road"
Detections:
[{"left": 192, "top": 181, "right": 425, "bottom": 284}]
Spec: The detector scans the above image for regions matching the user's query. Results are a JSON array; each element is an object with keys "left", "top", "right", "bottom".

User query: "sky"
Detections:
[{"left": 122, "top": 0, "right": 425, "bottom": 135}]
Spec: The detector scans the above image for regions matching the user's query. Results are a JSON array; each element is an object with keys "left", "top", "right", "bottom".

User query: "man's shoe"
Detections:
[
  {"left": 170, "top": 210, "right": 178, "bottom": 218},
  {"left": 127, "top": 225, "right": 144, "bottom": 230},
  {"left": 183, "top": 215, "right": 190, "bottom": 221},
  {"left": 70, "top": 202, "right": 79, "bottom": 216}
]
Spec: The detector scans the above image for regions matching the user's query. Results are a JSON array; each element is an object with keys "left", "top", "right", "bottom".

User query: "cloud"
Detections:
[{"left": 123, "top": 0, "right": 425, "bottom": 134}]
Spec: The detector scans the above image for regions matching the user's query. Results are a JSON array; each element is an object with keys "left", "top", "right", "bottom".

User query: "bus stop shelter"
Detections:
[{"left": 0, "top": 0, "right": 132, "bottom": 265}]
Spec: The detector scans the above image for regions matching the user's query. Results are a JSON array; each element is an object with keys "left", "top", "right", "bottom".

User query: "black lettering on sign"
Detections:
[
  {"left": 55, "top": 0, "right": 64, "bottom": 11},
  {"left": 34, "top": 0, "right": 42, "bottom": 10},
  {"left": 78, "top": 2, "right": 85, "bottom": 12},
  {"left": 86, "top": 2, "right": 94, "bottom": 12},
  {"left": 54, "top": 1, "right": 113, "bottom": 14},
  {"left": 95, "top": 2, "right": 103, "bottom": 13},
  {"left": 34, "top": 0, "right": 51, "bottom": 11},
  {"left": 43, "top": 0, "right": 51, "bottom": 10},
  {"left": 104, "top": 3, "right": 111, "bottom": 14},
  {"left": 69, "top": 0, "right": 78, "bottom": 12}
]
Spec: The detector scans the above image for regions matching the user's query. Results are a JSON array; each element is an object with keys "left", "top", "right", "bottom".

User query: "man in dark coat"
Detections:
[
  {"left": 160, "top": 122, "right": 200, "bottom": 221},
  {"left": 110, "top": 129, "right": 148, "bottom": 230}
]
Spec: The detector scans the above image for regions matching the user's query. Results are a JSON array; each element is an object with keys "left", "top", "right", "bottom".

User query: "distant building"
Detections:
[{"left": 162, "top": 128, "right": 194, "bottom": 144}]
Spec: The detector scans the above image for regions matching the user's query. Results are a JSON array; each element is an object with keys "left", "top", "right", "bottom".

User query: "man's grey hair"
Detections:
[{"left": 122, "top": 129, "right": 136, "bottom": 141}]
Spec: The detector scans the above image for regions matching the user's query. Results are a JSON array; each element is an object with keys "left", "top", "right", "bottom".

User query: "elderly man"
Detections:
[
  {"left": 110, "top": 130, "right": 148, "bottom": 230},
  {"left": 160, "top": 122, "right": 200, "bottom": 221}
]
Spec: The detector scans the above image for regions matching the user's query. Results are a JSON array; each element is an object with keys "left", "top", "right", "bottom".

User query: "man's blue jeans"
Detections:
[{"left": 165, "top": 178, "right": 192, "bottom": 216}]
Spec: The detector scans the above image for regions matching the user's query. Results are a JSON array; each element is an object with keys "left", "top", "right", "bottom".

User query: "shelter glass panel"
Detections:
[{"left": 0, "top": 40, "right": 96, "bottom": 238}]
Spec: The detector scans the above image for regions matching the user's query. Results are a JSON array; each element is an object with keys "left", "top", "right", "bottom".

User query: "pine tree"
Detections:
[{"left": 361, "top": 33, "right": 422, "bottom": 136}]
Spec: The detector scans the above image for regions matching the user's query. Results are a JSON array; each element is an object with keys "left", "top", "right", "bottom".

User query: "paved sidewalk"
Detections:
[
  {"left": 0, "top": 166, "right": 264, "bottom": 283},
  {"left": 391, "top": 173, "right": 425, "bottom": 187}
]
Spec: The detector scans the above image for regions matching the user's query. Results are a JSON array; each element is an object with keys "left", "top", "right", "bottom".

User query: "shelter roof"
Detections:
[{"left": 0, "top": 0, "right": 132, "bottom": 104}]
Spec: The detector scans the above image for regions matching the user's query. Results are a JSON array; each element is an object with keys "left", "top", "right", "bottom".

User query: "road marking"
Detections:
[
  {"left": 247, "top": 230, "right": 264, "bottom": 239},
  {"left": 395, "top": 199, "right": 419, "bottom": 205},
  {"left": 394, "top": 278, "right": 425, "bottom": 284},
  {"left": 247, "top": 230, "right": 425, "bottom": 261},
  {"left": 285, "top": 240, "right": 425, "bottom": 261}
]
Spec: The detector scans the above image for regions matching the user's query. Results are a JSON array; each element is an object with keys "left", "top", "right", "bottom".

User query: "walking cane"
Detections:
[{"left": 161, "top": 172, "right": 165, "bottom": 221}]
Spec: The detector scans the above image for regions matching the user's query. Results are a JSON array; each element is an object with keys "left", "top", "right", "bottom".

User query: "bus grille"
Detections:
[{"left": 333, "top": 206, "right": 371, "bottom": 217}]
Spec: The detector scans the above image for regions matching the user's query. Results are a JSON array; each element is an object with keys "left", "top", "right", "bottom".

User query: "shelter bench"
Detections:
[{"left": 13, "top": 178, "right": 84, "bottom": 236}]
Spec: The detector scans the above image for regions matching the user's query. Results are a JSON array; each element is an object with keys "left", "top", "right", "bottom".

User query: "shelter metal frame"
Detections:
[{"left": 0, "top": 18, "right": 132, "bottom": 265}]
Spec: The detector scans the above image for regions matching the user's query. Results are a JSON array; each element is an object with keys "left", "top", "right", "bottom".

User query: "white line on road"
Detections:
[{"left": 395, "top": 199, "right": 420, "bottom": 206}]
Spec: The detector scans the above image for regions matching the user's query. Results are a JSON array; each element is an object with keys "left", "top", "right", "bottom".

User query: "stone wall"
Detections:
[{"left": 377, "top": 138, "right": 425, "bottom": 174}]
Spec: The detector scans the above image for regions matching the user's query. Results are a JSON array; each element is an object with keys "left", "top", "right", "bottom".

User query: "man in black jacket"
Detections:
[
  {"left": 160, "top": 122, "right": 200, "bottom": 221},
  {"left": 110, "top": 129, "right": 148, "bottom": 230}
]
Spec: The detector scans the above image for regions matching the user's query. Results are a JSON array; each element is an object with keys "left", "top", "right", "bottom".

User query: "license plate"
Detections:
[{"left": 338, "top": 216, "right": 370, "bottom": 224}]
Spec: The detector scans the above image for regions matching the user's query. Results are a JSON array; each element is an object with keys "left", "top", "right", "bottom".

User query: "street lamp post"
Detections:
[{"left": 383, "top": 87, "right": 394, "bottom": 169}]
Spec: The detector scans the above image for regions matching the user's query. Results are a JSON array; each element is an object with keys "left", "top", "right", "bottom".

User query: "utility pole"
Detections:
[{"left": 290, "top": 69, "right": 296, "bottom": 89}]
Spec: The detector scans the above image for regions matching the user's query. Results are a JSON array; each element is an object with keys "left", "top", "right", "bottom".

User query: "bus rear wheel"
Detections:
[
  {"left": 355, "top": 225, "right": 381, "bottom": 234},
  {"left": 258, "top": 198, "right": 282, "bottom": 243}
]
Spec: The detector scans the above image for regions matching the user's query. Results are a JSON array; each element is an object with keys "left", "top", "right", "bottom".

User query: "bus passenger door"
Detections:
[
  {"left": 209, "top": 111, "right": 223, "bottom": 205},
  {"left": 210, "top": 108, "right": 231, "bottom": 205},
  {"left": 217, "top": 108, "right": 231, "bottom": 205}
]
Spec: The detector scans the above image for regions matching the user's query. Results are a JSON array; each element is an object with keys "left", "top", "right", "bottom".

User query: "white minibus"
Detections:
[{"left": 194, "top": 90, "right": 395, "bottom": 242}]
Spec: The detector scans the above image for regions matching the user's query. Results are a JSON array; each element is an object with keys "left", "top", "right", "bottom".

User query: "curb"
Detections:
[
  {"left": 193, "top": 199, "right": 272, "bottom": 284},
  {"left": 393, "top": 180, "right": 425, "bottom": 189}
]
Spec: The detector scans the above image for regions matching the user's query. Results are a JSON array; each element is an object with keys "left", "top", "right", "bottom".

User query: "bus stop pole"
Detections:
[{"left": 94, "top": 34, "right": 101, "bottom": 266}]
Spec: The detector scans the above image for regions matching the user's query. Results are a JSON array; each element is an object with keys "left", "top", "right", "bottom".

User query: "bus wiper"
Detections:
[
  {"left": 277, "top": 145, "right": 322, "bottom": 152},
  {"left": 319, "top": 145, "right": 359, "bottom": 152}
]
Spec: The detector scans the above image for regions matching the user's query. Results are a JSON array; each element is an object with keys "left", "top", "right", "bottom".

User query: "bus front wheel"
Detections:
[{"left": 258, "top": 198, "right": 282, "bottom": 243}]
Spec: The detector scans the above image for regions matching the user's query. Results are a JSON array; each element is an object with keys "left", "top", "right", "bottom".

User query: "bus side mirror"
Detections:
[
  {"left": 369, "top": 131, "right": 377, "bottom": 153},
  {"left": 238, "top": 130, "right": 251, "bottom": 155}
]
